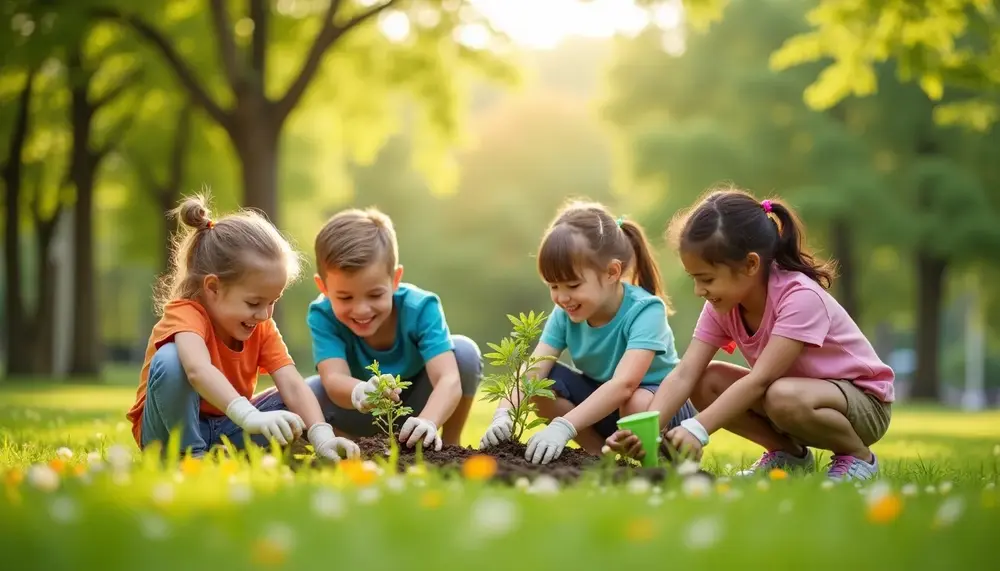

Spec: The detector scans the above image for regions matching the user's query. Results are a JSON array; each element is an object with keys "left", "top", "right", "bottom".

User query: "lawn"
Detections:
[{"left": 1, "top": 379, "right": 998, "bottom": 571}]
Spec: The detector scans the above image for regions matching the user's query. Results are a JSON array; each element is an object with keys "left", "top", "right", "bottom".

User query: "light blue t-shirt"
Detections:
[
  {"left": 540, "top": 283, "right": 679, "bottom": 385},
  {"left": 307, "top": 283, "right": 454, "bottom": 380}
]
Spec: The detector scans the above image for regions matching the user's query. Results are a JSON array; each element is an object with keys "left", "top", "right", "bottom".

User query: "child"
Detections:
[
  {"left": 127, "top": 195, "right": 359, "bottom": 461},
  {"left": 304, "top": 208, "right": 483, "bottom": 451},
  {"left": 607, "top": 188, "right": 894, "bottom": 481},
  {"left": 479, "top": 200, "right": 698, "bottom": 465}
]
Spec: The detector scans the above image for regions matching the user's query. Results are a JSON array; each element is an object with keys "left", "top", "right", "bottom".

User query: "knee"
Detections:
[
  {"left": 763, "top": 379, "right": 810, "bottom": 425},
  {"left": 690, "top": 362, "right": 730, "bottom": 410},
  {"left": 148, "top": 343, "right": 187, "bottom": 388},
  {"left": 621, "top": 388, "right": 652, "bottom": 416},
  {"left": 451, "top": 335, "right": 483, "bottom": 397}
]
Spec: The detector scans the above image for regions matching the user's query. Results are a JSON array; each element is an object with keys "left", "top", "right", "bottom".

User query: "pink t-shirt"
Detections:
[{"left": 693, "top": 266, "right": 895, "bottom": 402}]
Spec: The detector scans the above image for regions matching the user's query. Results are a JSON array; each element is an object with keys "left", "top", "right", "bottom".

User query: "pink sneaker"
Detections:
[
  {"left": 826, "top": 454, "right": 878, "bottom": 481},
  {"left": 735, "top": 449, "right": 815, "bottom": 476}
]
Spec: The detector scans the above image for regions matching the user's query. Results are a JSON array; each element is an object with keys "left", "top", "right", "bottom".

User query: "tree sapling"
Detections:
[
  {"left": 480, "top": 311, "right": 558, "bottom": 442},
  {"left": 364, "top": 361, "right": 413, "bottom": 443}
]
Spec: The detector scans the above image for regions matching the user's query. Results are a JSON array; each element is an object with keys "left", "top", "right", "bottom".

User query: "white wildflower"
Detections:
[
  {"left": 27, "top": 464, "right": 59, "bottom": 492},
  {"left": 684, "top": 516, "right": 722, "bottom": 550},
  {"left": 925, "top": 485, "right": 937, "bottom": 494},
  {"left": 627, "top": 478, "right": 652, "bottom": 495},
  {"left": 229, "top": 481, "right": 253, "bottom": 504},
  {"left": 385, "top": 476, "right": 405, "bottom": 494},
  {"left": 514, "top": 477, "right": 530, "bottom": 490},
  {"left": 901, "top": 483, "right": 919, "bottom": 497},
  {"left": 357, "top": 487, "right": 380, "bottom": 504},
  {"left": 49, "top": 496, "right": 77, "bottom": 523},
  {"left": 263, "top": 523, "right": 295, "bottom": 551},
  {"left": 55, "top": 447, "right": 73, "bottom": 460},
  {"left": 821, "top": 480, "right": 835, "bottom": 490},
  {"left": 648, "top": 495, "right": 663, "bottom": 507},
  {"left": 756, "top": 480, "right": 769, "bottom": 491},
  {"left": 151, "top": 482, "right": 174, "bottom": 506},
  {"left": 934, "top": 497, "right": 965, "bottom": 528},
  {"left": 470, "top": 495, "right": 519, "bottom": 537},
  {"left": 677, "top": 459, "right": 700, "bottom": 476},
  {"left": 140, "top": 514, "right": 170, "bottom": 540},
  {"left": 681, "top": 473, "right": 712, "bottom": 498},
  {"left": 938, "top": 481, "right": 953, "bottom": 495},
  {"left": 106, "top": 445, "right": 131, "bottom": 471},
  {"left": 259, "top": 455, "right": 279, "bottom": 470},
  {"left": 312, "top": 489, "right": 345, "bottom": 519},
  {"left": 528, "top": 475, "right": 560, "bottom": 496}
]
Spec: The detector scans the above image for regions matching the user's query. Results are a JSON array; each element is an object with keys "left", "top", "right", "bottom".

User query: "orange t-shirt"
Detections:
[{"left": 126, "top": 299, "right": 295, "bottom": 445}]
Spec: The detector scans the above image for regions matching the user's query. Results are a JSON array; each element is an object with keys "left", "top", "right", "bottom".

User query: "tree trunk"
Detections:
[
  {"left": 67, "top": 51, "right": 101, "bottom": 378},
  {"left": 233, "top": 119, "right": 279, "bottom": 222},
  {"left": 30, "top": 215, "right": 60, "bottom": 374},
  {"left": 830, "top": 216, "right": 859, "bottom": 320},
  {"left": 912, "top": 251, "right": 946, "bottom": 401},
  {"left": 2, "top": 69, "right": 35, "bottom": 378}
]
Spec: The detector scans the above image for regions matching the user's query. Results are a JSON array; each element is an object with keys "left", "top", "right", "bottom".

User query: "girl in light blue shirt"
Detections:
[{"left": 479, "top": 200, "right": 697, "bottom": 464}]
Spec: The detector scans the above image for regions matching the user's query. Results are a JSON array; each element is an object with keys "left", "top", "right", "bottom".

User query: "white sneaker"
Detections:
[
  {"left": 826, "top": 454, "right": 878, "bottom": 481},
  {"left": 735, "top": 448, "right": 815, "bottom": 476}
]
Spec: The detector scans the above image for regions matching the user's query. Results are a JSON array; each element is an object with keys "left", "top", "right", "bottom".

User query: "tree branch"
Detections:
[
  {"left": 250, "top": 0, "right": 267, "bottom": 83},
  {"left": 166, "top": 101, "right": 194, "bottom": 194},
  {"left": 92, "top": 7, "right": 231, "bottom": 130},
  {"left": 275, "top": 0, "right": 398, "bottom": 122},
  {"left": 92, "top": 66, "right": 143, "bottom": 110},
  {"left": 209, "top": 0, "right": 241, "bottom": 90}
]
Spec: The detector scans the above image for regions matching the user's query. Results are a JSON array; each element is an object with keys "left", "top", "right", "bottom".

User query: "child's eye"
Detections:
[
  {"left": 247, "top": 302, "right": 260, "bottom": 308},
  {"left": 336, "top": 297, "right": 352, "bottom": 301}
]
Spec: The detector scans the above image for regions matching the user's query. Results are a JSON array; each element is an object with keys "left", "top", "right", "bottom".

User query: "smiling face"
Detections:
[
  {"left": 680, "top": 249, "right": 761, "bottom": 315},
  {"left": 545, "top": 262, "right": 622, "bottom": 325},
  {"left": 201, "top": 257, "right": 288, "bottom": 348},
  {"left": 316, "top": 262, "right": 403, "bottom": 339}
]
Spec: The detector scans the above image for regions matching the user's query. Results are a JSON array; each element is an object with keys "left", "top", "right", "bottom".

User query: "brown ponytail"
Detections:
[
  {"left": 619, "top": 219, "right": 672, "bottom": 311},
  {"left": 766, "top": 200, "right": 835, "bottom": 288}
]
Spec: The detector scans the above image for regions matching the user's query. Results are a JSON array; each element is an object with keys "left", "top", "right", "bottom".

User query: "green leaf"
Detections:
[
  {"left": 919, "top": 73, "right": 944, "bottom": 101},
  {"left": 525, "top": 417, "right": 548, "bottom": 430}
]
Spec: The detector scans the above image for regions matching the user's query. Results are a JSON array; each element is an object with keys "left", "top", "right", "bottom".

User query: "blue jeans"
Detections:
[
  {"left": 306, "top": 335, "right": 483, "bottom": 437},
  {"left": 140, "top": 342, "right": 291, "bottom": 456},
  {"left": 548, "top": 362, "right": 698, "bottom": 438}
]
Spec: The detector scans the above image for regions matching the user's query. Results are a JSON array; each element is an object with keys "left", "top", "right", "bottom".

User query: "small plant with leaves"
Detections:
[
  {"left": 480, "top": 310, "right": 558, "bottom": 443},
  {"left": 364, "top": 360, "right": 413, "bottom": 442}
]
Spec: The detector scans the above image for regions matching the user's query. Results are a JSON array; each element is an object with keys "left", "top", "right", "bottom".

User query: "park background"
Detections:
[{"left": 3, "top": 0, "right": 1000, "bottom": 414}]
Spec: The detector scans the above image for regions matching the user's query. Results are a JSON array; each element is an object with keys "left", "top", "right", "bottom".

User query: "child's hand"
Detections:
[
  {"left": 525, "top": 417, "right": 577, "bottom": 465},
  {"left": 665, "top": 426, "right": 704, "bottom": 461},
  {"left": 351, "top": 375, "right": 402, "bottom": 413},
  {"left": 399, "top": 417, "right": 443, "bottom": 451},
  {"left": 479, "top": 409, "right": 513, "bottom": 449},
  {"left": 308, "top": 422, "right": 360, "bottom": 461},
  {"left": 605, "top": 429, "right": 644, "bottom": 459},
  {"left": 226, "top": 397, "right": 305, "bottom": 445}
]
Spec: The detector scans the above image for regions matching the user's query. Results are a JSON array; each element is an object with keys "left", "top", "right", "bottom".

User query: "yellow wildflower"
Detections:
[
  {"left": 867, "top": 493, "right": 902, "bottom": 524},
  {"left": 768, "top": 468, "right": 788, "bottom": 481},
  {"left": 462, "top": 455, "right": 498, "bottom": 481},
  {"left": 420, "top": 490, "right": 444, "bottom": 509},
  {"left": 624, "top": 517, "right": 656, "bottom": 543}
]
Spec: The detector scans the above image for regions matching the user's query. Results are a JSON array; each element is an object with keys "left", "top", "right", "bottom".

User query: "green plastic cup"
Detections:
[{"left": 616, "top": 411, "right": 661, "bottom": 467}]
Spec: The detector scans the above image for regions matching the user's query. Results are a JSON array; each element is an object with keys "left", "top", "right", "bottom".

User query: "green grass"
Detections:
[{"left": 1, "top": 381, "right": 999, "bottom": 571}]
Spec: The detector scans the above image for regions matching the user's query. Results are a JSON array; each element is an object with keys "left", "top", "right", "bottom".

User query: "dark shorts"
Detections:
[{"left": 549, "top": 362, "right": 698, "bottom": 439}]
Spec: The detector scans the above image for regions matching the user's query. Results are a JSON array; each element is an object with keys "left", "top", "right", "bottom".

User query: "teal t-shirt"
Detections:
[
  {"left": 540, "top": 283, "right": 679, "bottom": 385},
  {"left": 307, "top": 283, "right": 454, "bottom": 380}
]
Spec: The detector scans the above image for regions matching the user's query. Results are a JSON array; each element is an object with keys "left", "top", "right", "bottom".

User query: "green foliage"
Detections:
[
  {"left": 768, "top": 0, "right": 1000, "bottom": 131},
  {"left": 480, "top": 311, "right": 557, "bottom": 442},
  {"left": 364, "top": 360, "right": 413, "bottom": 442}
]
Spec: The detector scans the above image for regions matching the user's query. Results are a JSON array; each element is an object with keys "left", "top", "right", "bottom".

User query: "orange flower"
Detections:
[
  {"left": 867, "top": 493, "right": 903, "bottom": 523},
  {"left": 624, "top": 517, "right": 656, "bottom": 543},
  {"left": 420, "top": 490, "right": 444, "bottom": 509},
  {"left": 339, "top": 460, "right": 376, "bottom": 487},
  {"left": 72, "top": 464, "right": 87, "bottom": 477},
  {"left": 768, "top": 468, "right": 788, "bottom": 481},
  {"left": 4, "top": 469, "right": 23, "bottom": 488},
  {"left": 462, "top": 455, "right": 497, "bottom": 481},
  {"left": 251, "top": 537, "right": 287, "bottom": 566},
  {"left": 180, "top": 456, "right": 202, "bottom": 476},
  {"left": 220, "top": 460, "right": 239, "bottom": 476},
  {"left": 48, "top": 458, "right": 66, "bottom": 474}
]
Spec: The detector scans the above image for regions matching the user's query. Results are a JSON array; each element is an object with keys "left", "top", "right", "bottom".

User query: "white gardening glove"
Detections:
[
  {"left": 350, "top": 375, "right": 402, "bottom": 413},
  {"left": 225, "top": 397, "right": 306, "bottom": 446},
  {"left": 398, "top": 416, "right": 442, "bottom": 451},
  {"left": 307, "top": 422, "right": 360, "bottom": 461},
  {"left": 525, "top": 416, "right": 577, "bottom": 465},
  {"left": 479, "top": 408, "right": 513, "bottom": 449}
]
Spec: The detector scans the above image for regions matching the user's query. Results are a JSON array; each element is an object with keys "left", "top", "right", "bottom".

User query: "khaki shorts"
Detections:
[
  {"left": 766, "top": 379, "right": 891, "bottom": 447},
  {"left": 827, "top": 379, "right": 891, "bottom": 446}
]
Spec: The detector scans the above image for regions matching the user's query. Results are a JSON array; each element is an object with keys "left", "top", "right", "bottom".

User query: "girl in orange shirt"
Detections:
[{"left": 128, "top": 195, "right": 359, "bottom": 461}]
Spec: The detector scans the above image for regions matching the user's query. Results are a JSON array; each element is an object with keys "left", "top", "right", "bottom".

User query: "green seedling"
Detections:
[
  {"left": 364, "top": 360, "right": 413, "bottom": 443},
  {"left": 480, "top": 311, "right": 558, "bottom": 442}
]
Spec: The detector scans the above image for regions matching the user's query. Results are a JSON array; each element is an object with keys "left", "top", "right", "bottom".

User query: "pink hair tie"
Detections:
[{"left": 761, "top": 199, "right": 773, "bottom": 213}]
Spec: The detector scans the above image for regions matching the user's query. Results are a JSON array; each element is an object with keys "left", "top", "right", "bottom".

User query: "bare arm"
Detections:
[
  {"left": 270, "top": 364, "right": 325, "bottom": 428},
  {"left": 316, "top": 357, "right": 361, "bottom": 409},
  {"left": 648, "top": 338, "right": 718, "bottom": 430},
  {"left": 563, "top": 349, "right": 653, "bottom": 430},
  {"left": 694, "top": 335, "right": 803, "bottom": 434},
  {"left": 174, "top": 332, "right": 242, "bottom": 411},
  {"left": 416, "top": 351, "right": 462, "bottom": 426}
]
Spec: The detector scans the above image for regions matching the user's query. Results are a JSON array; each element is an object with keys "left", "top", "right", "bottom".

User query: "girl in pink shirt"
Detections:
[{"left": 608, "top": 188, "right": 893, "bottom": 481}]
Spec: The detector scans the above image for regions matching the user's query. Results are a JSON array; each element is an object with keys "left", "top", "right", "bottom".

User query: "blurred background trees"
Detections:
[{"left": 3, "top": 0, "right": 999, "bottom": 408}]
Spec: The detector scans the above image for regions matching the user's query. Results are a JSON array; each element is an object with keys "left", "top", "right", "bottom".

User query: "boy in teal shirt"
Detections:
[{"left": 306, "top": 208, "right": 482, "bottom": 450}]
